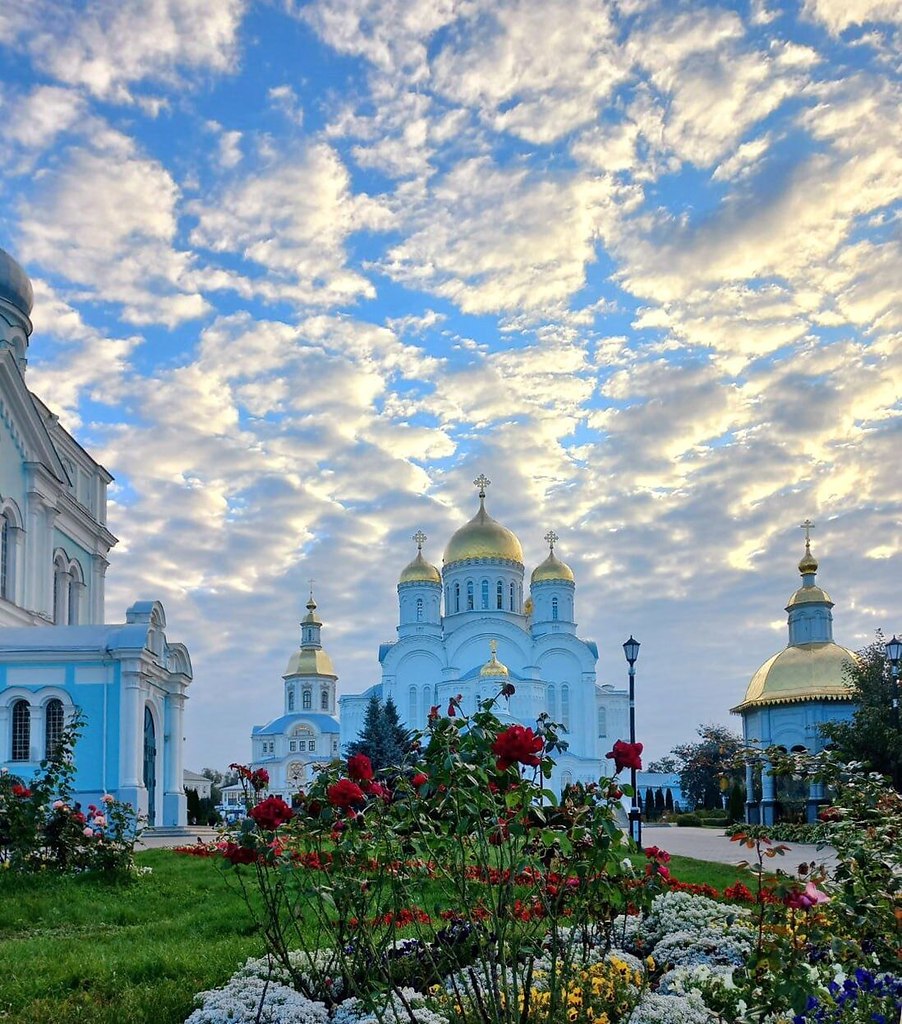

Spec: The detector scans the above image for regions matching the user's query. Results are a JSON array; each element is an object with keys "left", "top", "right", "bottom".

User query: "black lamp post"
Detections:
[
  {"left": 623, "top": 635, "right": 641, "bottom": 846},
  {"left": 887, "top": 635, "right": 902, "bottom": 729}
]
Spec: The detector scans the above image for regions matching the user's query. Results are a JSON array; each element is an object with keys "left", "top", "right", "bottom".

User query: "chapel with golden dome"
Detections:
[
  {"left": 732, "top": 521, "right": 857, "bottom": 824},
  {"left": 340, "top": 475, "right": 628, "bottom": 793}
]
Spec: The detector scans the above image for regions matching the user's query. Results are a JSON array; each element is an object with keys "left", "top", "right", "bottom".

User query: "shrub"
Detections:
[{"left": 675, "top": 813, "right": 702, "bottom": 827}]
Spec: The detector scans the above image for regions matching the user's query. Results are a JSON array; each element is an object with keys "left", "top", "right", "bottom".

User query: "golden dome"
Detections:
[
  {"left": 302, "top": 596, "right": 320, "bottom": 625},
  {"left": 799, "top": 541, "right": 818, "bottom": 575},
  {"left": 400, "top": 550, "right": 441, "bottom": 585},
  {"left": 480, "top": 639, "right": 509, "bottom": 677},
  {"left": 786, "top": 584, "right": 833, "bottom": 609},
  {"left": 443, "top": 477, "right": 523, "bottom": 566},
  {"left": 531, "top": 550, "right": 574, "bottom": 584},
  {"left": 732, "top": 642, "right": 856, "bottom": 712},
  {"left": 284, "top": 648, "right": 337, "bottom": 678}
]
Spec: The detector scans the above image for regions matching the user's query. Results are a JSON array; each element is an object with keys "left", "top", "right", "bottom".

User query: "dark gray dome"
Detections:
[{"left": 0, "top": 249, "right": 34, "bottom": 316}]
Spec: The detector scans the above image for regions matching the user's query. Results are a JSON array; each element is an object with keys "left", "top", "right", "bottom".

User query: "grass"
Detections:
[{"left": 0, "top": 849, "right": 760, "bottom": 1024}]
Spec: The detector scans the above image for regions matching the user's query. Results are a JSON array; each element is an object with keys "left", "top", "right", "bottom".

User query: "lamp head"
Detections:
[
  {"left": 623, "top": 635, "right": 640, "bottom": 666},
  {"left": 886, "top": 635, "right": 902, "bottom": 666}
]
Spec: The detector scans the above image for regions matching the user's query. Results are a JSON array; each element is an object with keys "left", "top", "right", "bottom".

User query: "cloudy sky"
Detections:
[{"left": 1, "top": 0, "right": 899, "bottom": 772}]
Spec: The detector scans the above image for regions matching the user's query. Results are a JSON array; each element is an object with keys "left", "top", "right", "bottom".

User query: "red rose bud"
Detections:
[
  {"left": 347, "top": 754, "right": 374, "bottom": 782},
  {"left": 411, "top": 773, "right": 428, "bottom": 788}
]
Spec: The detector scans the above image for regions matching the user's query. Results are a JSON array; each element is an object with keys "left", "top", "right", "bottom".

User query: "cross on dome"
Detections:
[
  {"left": 544, "top": 529, "right": 558, "bottom": 551},
  {"left": 800, "top": 519, "right": 815, "bottom": 546},
  {"left": 474, "top": 474, "right": 491, "bottom": 497},
  {"left": 489, "top": 638, "right": 498, "bottom": 656},
  {"left": 413, "top": 530, "right": 427, "bottom": 551}
]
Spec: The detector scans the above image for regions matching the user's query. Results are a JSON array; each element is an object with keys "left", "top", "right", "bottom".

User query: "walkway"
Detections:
[{"left": 644, "top": 825, "right": 838, "bottom": 875}]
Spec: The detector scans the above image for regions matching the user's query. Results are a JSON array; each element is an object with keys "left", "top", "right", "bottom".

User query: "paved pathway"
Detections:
[{"left": 643, "top": 825, "right": 838, "bottom": 875}]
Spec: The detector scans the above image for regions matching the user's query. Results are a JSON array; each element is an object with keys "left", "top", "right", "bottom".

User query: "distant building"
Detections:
[
  {"left": 183, "top": 770, "right": 212, "bottom": 800},
  {"left": 732, "top": 525, "right": 857, "bottom": 824},
  {"left": 0, "top": 248, "right": 192, "bottom": 827}
]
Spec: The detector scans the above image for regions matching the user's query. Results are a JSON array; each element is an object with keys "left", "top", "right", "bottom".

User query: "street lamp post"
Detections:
[
  {"left": 623, "top": 635, "right": 641, "bottom": 846},
  {"left": 887, "top": 635, "right": 902, "bottom": 730}
]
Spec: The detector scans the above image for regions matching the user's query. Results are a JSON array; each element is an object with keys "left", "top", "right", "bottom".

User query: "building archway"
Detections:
[{"left": 143, "top": 706, "right": 157, "bottom": 827}]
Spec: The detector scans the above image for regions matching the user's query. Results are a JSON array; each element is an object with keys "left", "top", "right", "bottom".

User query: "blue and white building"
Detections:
[
  {"left": 0, "top": 248, "right": 192, "bottom": 827},
  {"left": 340, "top": 476, "right": 628, "bottom": 793}
]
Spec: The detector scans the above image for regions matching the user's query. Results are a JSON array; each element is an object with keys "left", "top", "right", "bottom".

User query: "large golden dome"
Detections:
[
  {"left": 732, "top": 642, "right": 856, "bottom": 713},
  {"left": 443, "top": 477, "right": 523, "bottom": 566},
  {"left": 284, "top": 647, "right": 337, "bottom": 678}
]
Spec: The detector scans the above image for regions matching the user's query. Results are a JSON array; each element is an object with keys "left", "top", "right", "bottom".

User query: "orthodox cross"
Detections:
[
  {"left": 307, "top": 578, "right": 316, "bottom": 598},
  {"left": 800, "top": 519, "right": 815, "bottom": 545},
  {"left": 474, "top": 473, "right": 491, "bottom": 497},
  {"left": 544, "top": 529, "right": 559, "bottom": 552},
  {"left": 413, "top": 530, "right": 427, "bottom": 551},
  {"left": 489, "top": 639, "right": 498, "bottom": 657}
]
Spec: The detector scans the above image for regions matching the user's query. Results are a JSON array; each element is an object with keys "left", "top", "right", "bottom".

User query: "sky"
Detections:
[{"left": 0, "top": 0, "right": 899, "bottom": 773}]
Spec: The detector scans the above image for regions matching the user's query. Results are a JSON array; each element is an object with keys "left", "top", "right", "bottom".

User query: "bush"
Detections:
[{"left": 676, "top": 813, "right": 702, "bottom": 826}]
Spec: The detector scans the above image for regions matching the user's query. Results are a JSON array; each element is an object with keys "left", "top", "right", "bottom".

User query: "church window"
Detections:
[
  {"left": 0, "top": 513, "right": 9, "bottom": 600},
  {"left": 466, "top": 581, "right": 474, "bottom": 610},
  {"left": 288, "top": 690, "right": 295, "bottom": 711},
  {"left": 561, "top": 685, "right": 570, "bottom": 731},
  {"left": 445, "top": 586, "right": 450, "bottom": 612},
  {"left": 546, "top": 684, "right": 556, "bottom": 720},
  {"left": 409, "top": 686, "right": 418, "bottom": 722},
  {"left": 552, "top": 597, "right": 559, "bottom": 620},
  {"left": 290, "top": 740, "right": 297, "bottom": 752},
  {"left": 45, "top": 699, "right": 64, "bottom": 757},
  {"left": 481, "top": 580, "right": 489, "bottom": 609},
  {"left": 496, "top": 581, "right": 503, "bottom": 609},
  {"left": 422, "top": 685, "right": 430, "bottom": 714},
  {"left": 321, "top": 690, "right": 329, "bottom": 710},
  {"left": 68, "top": 560, "right": 83, "bottom": 626},
  {"left": 510, "top": 582, "right": 515, "bottom": 611},
  {"left": 303, "top": 689, "right": 312, "bottom": 709},
  {"left": 597, "top": 707, "right": 607, "bottom": 738},
  {"left": 416, "top": 598, "right": 423, "bottom": 621},
  {"left": 11, "top": 700, "right": 30, "bottom": 761},
  {"left": 454, "top": 583, "right": 460, "bottom": 612},
  {"left": 308, "top": 740, "right": 316, "bottom": 751},
  {"left": 561, "top": 771, "right": 572, "bottom": 793}
]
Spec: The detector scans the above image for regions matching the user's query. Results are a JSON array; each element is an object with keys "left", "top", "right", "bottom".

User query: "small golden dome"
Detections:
[
  {"left": 443, "top": 477, "right": 523, "bottom": 566},
  {"left": 400, "top": 550, "right": 441, "bottom": 585},
  {"left": 786, "top": 584, "right": 833, "bottom": 609},
  {"left": 480, "top": 639, "right": 509, "bottom": 677},
  {"left": 302, "top": 596, "right": 320, "bottom": 625},
  {"left": 531, "top": 551, "right": 574, "bottom": 584},
  {"left": 284, "top": 648, "right": 337, "bottom": 678},
  {"left": 732, "top": 642, "right": 856, "bottom": 712},
  {"left": 799, "top": 542, "right": 818, "bottom": 575}
]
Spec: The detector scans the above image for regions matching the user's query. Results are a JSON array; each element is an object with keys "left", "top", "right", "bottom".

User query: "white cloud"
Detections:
[
  {"left": 2, "top": 85, "right": 85, "bottom": 151},
  {"left": 803, "top": 0, "right": 902, "bottom": 34}
]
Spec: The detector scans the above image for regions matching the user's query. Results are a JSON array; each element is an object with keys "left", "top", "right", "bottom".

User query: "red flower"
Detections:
[
  {"left": 606, "top": 739, "right": 643, "bottom": 773},
  {"left": 327, "top": 779, "right": 365, "bottom": 810},
  {"left": 643, "top": 846, "right": 671, "bottom": 863},
  {"left": 221, "top": 841, "right": 257, "bottom": 866},
  {"left": 249, "top": 796, "right": 294, "bottom": 831},
  {"left": 251, "top": 768, "right": 269, "bottom": 791},
  {"left": 347, "top": 754, "right": 374, "bottom": 782},
  {"left": 491, "top": 725, "right": 544, "bottom": 772},
  {"left": 411, "top": 772, "right": 428, "bottom": 788},
  {"left": 11, "top": 784, "right": 31, "bottom": 798},
  {"left": 428, "top": 705, "right": 440, "bottom": 721},
  {"left": 367, "top": 781, "right": 391, "bottom": 801}
]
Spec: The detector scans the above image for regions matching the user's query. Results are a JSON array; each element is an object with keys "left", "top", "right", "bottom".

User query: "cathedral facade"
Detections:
[
  {"left": 339, "top": 476, "right": 628, "bottom": 794},
  {"left": 0, "top": 248, "right": 192, "bottom": 827}
]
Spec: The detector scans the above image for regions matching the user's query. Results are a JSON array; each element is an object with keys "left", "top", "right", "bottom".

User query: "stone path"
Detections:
[{"left": 643, "top": 825, "right": 838, "bottom": 875}]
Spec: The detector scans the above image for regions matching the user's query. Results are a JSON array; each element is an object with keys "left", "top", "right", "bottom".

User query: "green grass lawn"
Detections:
[{"left": 0, "top": 849, "right": 759, "bottom": 1024}]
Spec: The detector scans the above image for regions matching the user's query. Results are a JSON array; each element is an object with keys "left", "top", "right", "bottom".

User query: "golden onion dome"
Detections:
[
  {"left": 732, "top": 642, "right": 856, "bottom": 712},
  {"left": 443, "top": 476, "right": 523, "bottom": 566},
  {"left": 786, "top": 584, "right": 833, "bottom": 609},
  {"left": 302, "top": 596, "right": 320, "bottom": 625},
  {"left": 480, "top": 640, "right": 509, "bottom": 678},
  {"left": 799, "top": 542, "right": 818, "bottom": 575},
  {"left": 283, "top": 647, "right": 337, "bottom": 678},
  {"left": 400, "top": 531, "right": 441, "bottom": 584},
  {"left": 531, "top": 543, "right": 574, "bottom": 584}
]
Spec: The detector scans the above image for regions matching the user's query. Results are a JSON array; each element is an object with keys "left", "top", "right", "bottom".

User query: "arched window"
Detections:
[
  {"left": 552, "top": 597, "right": 559, "bottom": 620},
  {"left": 561, "top": 771, "right": 573, "bottom": 793},
  {"left": 510, "top": 582, "right": 516, "bottom": 610},
  {"left": 466, "top": 580, "right": 474, "bottom": 610},
  {"left": 45, "top": 699, "right": 64, "bottom": 756},
  {"left": 12, "top": 700, "right": 30, "bottom": 761},
  {"left": 445, "top": 586, "right": 450, "bottom": 612},
  {"left": 481, "top": 579, "right": 489, "bottom": 609},
  {"left": 68, "top": 560, "right": 83, "bottom": 625},
  {"left": 496, "top": 580, "right": 503, "bottom": 609},
  {"left": 303, "top": 689, "right": 312, "bottom": 709},
  {"left": 409, "top": 685, "right": 418, "bottom": 722},
  {"left": 597, "top": 706, "right": 607, "bottom": 739},
  {"left": 288, "top": 689, "right": 295, "bottom": 711},
  {"left": 546, "top": 684, "right": 556, "bottom": 720},
  {"left": 416, "top": 598, "right": 424, "bottom": 621},
  {"left": 561, "top": 685, "right": 570, "bottom": 731},
  {"left": 423, "top": 685, "right": 431, "bottom": 718},
  {"left": 455, "top": 583, "right": 460, "bottom": 612},
  {"left": 321, "top": 690, "right": 329, "bottom": 710},
  {"left": 0, "top": 513, "right": 9, "bottom": 600}
]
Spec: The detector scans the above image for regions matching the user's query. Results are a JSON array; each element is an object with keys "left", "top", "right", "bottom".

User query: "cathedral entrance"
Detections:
[{"left": 143, "top": 707, "right": 156, "bottom": 827}]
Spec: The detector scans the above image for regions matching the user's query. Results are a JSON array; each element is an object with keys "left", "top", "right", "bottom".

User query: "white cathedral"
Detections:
[{"left": 251, "top": 476, "right": 628, "bottom": 798}]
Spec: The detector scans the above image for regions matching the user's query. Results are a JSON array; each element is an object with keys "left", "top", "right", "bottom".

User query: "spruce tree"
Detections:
[
  {"left": 665, "top": 789, "right": 674, "bottom": 813},
  {"left": 643, "top": 787, "right": 655, "bottom": 821},
  {"left": 382, "top": 696, "right": 414, "bottom": 765}
]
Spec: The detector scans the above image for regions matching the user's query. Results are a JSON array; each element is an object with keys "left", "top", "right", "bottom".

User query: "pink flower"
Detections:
[
  {"left": 101, "top": 794, "right": 115, "bottom": 804},
  {"left": 83, "top": 827, "right": 95, "bottom": 838},
  {"left": 52, "top": 799, "right": 66, "bottom": 810},
  {"left": 92, "top": 814, "right": 107, "bottom": 827},
  {"left": 784, "top": 881, "right": 829, "bottom": 910}
]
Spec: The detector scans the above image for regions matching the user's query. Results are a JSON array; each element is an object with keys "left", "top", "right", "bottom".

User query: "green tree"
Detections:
[
  {"left": 345, "top": 695, "right": 413, "bottom": 772},
  {"left": 647, "top": 756, "right": 678, "bottom": 773},
  {"left": 200, "top": 768, "right": 238, "bottom": 806},
  {"left": 670, "top": 723, "right": 742, "bottom": 810},
  {"left": 727, "top": 781, "right": 745, "bottom": 823},
  {"left": 820, "top": 634, "right": 902, "bottom": 787},
  {"left": 643, "top": 787, "right": 655, "bottom": 821}
]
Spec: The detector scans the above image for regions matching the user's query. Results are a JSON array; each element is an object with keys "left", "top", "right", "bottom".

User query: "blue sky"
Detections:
[{"left": 1, "top": 0, "right": 899, "bottom": 771}]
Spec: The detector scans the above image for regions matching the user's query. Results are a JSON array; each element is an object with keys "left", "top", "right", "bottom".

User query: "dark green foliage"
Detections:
[
  {"left": 647, "top": 756, "right": 678, "bottom": 773},
  {"left": 665, "top": 789, "right": 674, "bottom": 812},
  {"left": 186, "top": 787, "right": 201, "bottom": 824},
  {"left": 654, "top": 788, "right": 665, "bottom": 816},
  {"left": 819, "top": 633, "right": 902, "bottom": 786},
  {"left": 345, "top": 694, "right": 413, "bottom": 772},
  {"left": 727, "top": 781, "right": 745, "bottom": 823},
  {"left": 670, "top": 723, "right": 743, "bottom": 809},
  {"left": 643, "top": 787, "right": 655, "bottom": 820}
]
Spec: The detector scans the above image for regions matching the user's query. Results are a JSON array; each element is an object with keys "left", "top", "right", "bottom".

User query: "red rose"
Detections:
[
  {"left": 367, "top": 781, "right": 391, "bottom": 801},
  {"left": 428, "top": 705, "right": 440, "bottom": 721},
  {"left": 606, "top": 739, "right": 643, "bottom": 773},
  {"left": 251, "top": 768, "right": 269, "bottom": 791},
  {"left": 347, "top": 754, "right": 374, "bottom": 782},
  {"left": 249, "top": 796, "right": 294, "bottom": 831},
  {"left": 491, "top": 725, "right": 544, "bottom": 772},
  {"left": 411, "top": 772, "right": 428, "bottom": 788},
  {"left": 327, "top": 779, "right": 365, "bottom": 809},
  {"left": 221, "top": 841, "right": 257, "bottom": 866},
  {"left": 11, "top": 784, "right": 31, "bottom": 798}
]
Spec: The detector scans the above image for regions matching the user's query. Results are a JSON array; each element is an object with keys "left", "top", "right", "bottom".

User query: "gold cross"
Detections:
[
  {"left": 489, "top": 639, "right": 497, "bottom": 656},
  {"left": 413, "top": 530, "right": 427, "bottom": 550},
  {"left": 307, "top": 577, "right": 316, "bottom": 597},
  {"left": 544, "top": 529, "right": 558, "bottom": 551},
  {"left": 800, "top": 519, "right": 815, "bottom": 545},
  {"left": 474, "top": 474, "right": 491, "bottom": 497}
]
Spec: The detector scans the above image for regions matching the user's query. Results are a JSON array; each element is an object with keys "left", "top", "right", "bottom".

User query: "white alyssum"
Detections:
[
  {"left": 185, "top": 975, "right": 331, "bottom": 1024},
  {"left": 628, "top": 988, "right": 716, "bottom": 1024},
  {"left": 332, "top": 988, "right": 448, "bottom": 1024}
]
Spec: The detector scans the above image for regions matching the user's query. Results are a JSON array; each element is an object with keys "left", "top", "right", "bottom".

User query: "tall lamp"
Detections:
[
  {"left": 623, "top": 635, "right": 641, "bottom": 846},
  {"left": 887, "top": 635, "right": 902, "bottom": 729}
]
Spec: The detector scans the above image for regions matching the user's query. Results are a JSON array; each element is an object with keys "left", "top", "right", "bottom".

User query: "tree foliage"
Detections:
[
  {"left": 345, "top": 694, "right": 414, "bottom": 772},
  {"left": 646, "top": 756, "right": 678, "bottom": 774},
  {"left": 670, "top": 723, "right": 743, "bottom": 810},
  {"left": 819, "top": 634, "right": 902, "bottom": 786}
]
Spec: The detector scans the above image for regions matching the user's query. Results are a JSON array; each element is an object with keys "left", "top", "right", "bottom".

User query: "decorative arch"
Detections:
[
  {"left": 11, "top": 698, "right": 30, "bottom": 761},
  {"left": 68, "top": 558, "right": 84, "bottom": 625},
  {"left": 52, "top": 549, "right": 69, "bottom": 624},
  {"left": 143, "top": 704, "right": 159, "bottom": 827}
]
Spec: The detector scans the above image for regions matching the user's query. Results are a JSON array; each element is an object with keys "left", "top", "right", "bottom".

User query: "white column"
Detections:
[
  {"left": 91, "top": 554, "right": 108, "bottom": 624},
  {"left": 30, "top": 702, "right": 45, "bottom": 762},
  {"left": 0, "top": 704, "right": 9, "bottom": 761},
  {"left": 119, "top": 668, "right": 144, "bottom": 788}
]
